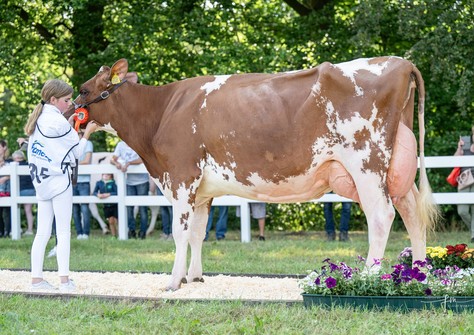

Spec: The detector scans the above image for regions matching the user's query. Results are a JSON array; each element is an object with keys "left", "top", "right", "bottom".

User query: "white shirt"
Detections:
[
  {"left": 113, "top": 141, "right": 148, "bottom": 186},
  {"left": 27, "top": 104, "right": 89, "bottom": 200}
]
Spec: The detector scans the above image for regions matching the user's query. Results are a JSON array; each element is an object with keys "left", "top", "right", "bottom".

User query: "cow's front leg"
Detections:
[
  {"left": 166, "top": 202, "right": 192, "bottom": 291},
  {"left": 187, "top": 202, "right": 211, "bottom": 283}
]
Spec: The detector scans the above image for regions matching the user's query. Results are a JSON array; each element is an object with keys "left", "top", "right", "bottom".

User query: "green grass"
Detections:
[{"left": 1, "top": 230, "right": 474, "bottom": 334}]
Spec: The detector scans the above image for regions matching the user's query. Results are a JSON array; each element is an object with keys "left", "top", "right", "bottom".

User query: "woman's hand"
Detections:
[{"left": 82, "top": 121, "right": 100, "bottom": 139}]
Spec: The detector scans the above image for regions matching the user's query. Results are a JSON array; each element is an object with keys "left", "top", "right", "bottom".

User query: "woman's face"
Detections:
[{"left": 50, "top": 94, "right": 73, "bottom": 114}]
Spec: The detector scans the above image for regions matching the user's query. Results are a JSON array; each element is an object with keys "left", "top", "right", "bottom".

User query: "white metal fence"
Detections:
[{"left": 1, "top": 155, "right": 473, "bottom": 242}]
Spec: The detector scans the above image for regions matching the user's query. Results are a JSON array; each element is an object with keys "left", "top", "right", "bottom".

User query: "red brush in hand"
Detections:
[{"left": 74, "top": 108, "right": 89, "bottom": 131}]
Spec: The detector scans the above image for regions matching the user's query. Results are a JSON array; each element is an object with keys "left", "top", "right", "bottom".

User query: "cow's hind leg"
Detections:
[
  {"left": 352, "top": 175, "right": 395, "bottom": 269},
  {"left": 363, "top": 198, "right": 396, "bottom": 269},
  {"left": 394, "top": 185, "right": 426, "bottom": 263},
  {"left": 187, "top": 201, "right": 211, "bottom": 283}
]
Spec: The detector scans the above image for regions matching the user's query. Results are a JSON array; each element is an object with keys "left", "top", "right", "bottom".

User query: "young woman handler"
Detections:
[{"left": 25, "top": 79, "right": 98, "bottom": 292}]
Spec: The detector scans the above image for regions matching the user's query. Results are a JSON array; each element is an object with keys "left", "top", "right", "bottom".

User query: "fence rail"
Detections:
[{"left": 1, "top": 155, "right": 473, "bottom": 242}]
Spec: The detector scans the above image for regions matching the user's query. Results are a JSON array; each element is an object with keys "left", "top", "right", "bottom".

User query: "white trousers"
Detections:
[{"left": 31, "top": 187, "right": 73, "bottom": 278}]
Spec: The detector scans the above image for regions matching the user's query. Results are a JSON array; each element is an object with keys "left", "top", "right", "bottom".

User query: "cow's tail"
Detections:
[{"left": 412, "top": 66, "right": 440, "bottom": 233}]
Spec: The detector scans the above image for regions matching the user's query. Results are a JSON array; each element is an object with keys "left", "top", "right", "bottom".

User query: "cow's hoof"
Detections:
[
  {"left": 192, "top": 277, "right": 204, "bottom": 283},
  {"left": 181, "top": 277, "right": 187, "bottom": 284}
]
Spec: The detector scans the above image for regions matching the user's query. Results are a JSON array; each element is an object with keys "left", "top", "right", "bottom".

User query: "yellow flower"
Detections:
[
  {"left": 462, "top": 248, "right": 474, "bottom": 260},
  {"left": 426, "top": 246, "right": 447, "bottom": 259}
]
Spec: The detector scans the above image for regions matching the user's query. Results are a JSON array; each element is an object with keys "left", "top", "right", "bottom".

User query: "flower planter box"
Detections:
[{"left": 302, "top": 293, "right": 474, "bottom": 312}]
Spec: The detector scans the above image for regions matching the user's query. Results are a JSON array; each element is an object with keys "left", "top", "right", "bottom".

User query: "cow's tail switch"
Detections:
[{"left": 412, "top": 66, "right": 441, "bottom": 232}]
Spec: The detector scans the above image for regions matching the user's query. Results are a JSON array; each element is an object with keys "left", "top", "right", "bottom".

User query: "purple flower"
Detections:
[
  {"left": 441, "top": 278, "right": 452, "bottom": 285},
  {"left": 414, "top": 271, "right": 426, "bottom": 282},
  {"left": 340, "top": 263, "right": 354, "bottom": 279},
  {"left": 325, "top": 277, "right": 337, "bottom": 289},
  {"left": 329, "top": 262, "right": 339, "bottom": 272},
  {"left": 424, "top": 288, "right": 432, "bottom": 296},
  {"left": 380, "top": 274, "right": 391, "bottom": 280},
  {"left": 413, "top": 260, "right": 427, "bottom": 268},
  {"left": 314, "top": 277, "right": 321, "bottom": 286},
  {"left": 399, "top": 247, "right": 412, "bottom": 258},
  {"left": 401, "top": 268, "right": 414, "bottom": 282}
]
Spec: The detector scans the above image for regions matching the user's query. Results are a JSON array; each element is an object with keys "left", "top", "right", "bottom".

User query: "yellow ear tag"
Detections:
[{"left": 111, "top": 74, "right": 121, "bottom": 85}]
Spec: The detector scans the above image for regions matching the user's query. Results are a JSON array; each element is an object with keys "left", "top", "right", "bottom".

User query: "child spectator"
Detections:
[{"left": 92, "top": 173, "right": 118, "bottom": 237}]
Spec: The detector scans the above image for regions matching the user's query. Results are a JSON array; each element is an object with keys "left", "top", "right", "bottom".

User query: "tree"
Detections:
[{"left": 1, "top": 0, "right": 473, "bottom": 228}]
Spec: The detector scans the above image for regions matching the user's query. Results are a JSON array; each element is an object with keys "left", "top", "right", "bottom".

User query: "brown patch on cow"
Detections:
[
  {"left": 180, "top": 212, "right": 189, "bottom": 230},
  {"left": 353, "top": 128, "right": 371, "bottom": 151},
  {"left": 361, "top": 145, "right": 390, "bottom": 200}
]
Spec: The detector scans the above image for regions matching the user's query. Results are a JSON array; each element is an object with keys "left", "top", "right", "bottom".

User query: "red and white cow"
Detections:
[{"left": 72, "top": 56, "right": 439, "bottom": 290}]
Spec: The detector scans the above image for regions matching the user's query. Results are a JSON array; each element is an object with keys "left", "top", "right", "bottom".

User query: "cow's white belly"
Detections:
[{"left": 198, "top": 158, "right": 329, "bottom": 203}]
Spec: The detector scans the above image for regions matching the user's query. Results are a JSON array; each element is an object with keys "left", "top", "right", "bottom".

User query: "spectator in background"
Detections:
[
  {"left": 92, "top": 173, "right": 118, "bottom": 237},
  {"left": 111, "top": 140, "right": 149, "bottom": 239},
  {"left": 12, "top": 150, "right": 36, "bottom": 235},
  {"left": 455, "top": 126, "right": 474, "bottom": 243},
  {"left": 205, "top": 206, "right": 228, "bottom": 241},
  {"left": 89, "top": 153, "right": 113, "bottom": 235},
  {"left": 236, "top": 202, "right": 266, "bottom": 241},
  {"left": 324, "top": 200, "right": 352, "bottom": 242},
  {"left": 0, "top": 139, "right": 11, "bottom": 238},
  {"left": 146, "top": 179, "right": 172, "bottom": 240},
  {"left": 72, "top": 131, "right": 93, "bottom": 240}
]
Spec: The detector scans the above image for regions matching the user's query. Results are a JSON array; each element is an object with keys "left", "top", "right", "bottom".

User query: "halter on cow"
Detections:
[{"left": 71, "top": 56, "right": 439, "bottom": 291}]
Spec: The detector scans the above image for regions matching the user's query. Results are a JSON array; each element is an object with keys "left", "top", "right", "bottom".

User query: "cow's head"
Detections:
[{"left": 66, "top": 58, "right": 138, "bottom": 131}]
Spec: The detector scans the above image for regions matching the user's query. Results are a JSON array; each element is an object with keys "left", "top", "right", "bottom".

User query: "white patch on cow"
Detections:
[
  {"left": 150, "top": 174, "right": 173, "bottom": 201},
  {"left": 334, "top": 58, "right": 389, "bottom": 96},
  {"left": 285, "top": 69, "right": 303, "bottom": 74},
  {"left": 191, "top": 121, "right": 197, "bottom": 134},
  {"left": 201, "top": 153, "right": 325, "bottom": 203},
  {"left": 99, "top": 123, "right": 117, "bottom": 136},
  {"left": 311, "top": 82, "right": 321, "bottom": 95},
  {"left": 312, "top": 98, "right": 391, "bottom": 192},
  {"left": 200, "top": 75, "right": 232, "bottom": 109}
]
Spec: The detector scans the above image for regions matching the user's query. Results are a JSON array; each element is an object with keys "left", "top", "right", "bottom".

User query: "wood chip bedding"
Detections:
[{"left": 0, "top": 270, "right": 302, "bottom": 301}]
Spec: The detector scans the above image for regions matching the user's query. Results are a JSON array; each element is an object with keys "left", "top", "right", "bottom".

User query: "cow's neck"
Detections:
[{"left": 104, "top": 83, "right": 169, "bottom": 175}]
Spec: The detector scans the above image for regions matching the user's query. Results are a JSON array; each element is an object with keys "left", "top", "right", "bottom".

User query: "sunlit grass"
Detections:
[
  {"left": 1, "top": 229, "right": 472, "bottom": 275},
  {"left": 1, "top": 229, "right": 474, "bottom": 333}
]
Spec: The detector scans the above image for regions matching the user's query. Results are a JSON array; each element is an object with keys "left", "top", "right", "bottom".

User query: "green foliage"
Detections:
[
  {"left": 1, "top": 0, "right": 473, "bottom": 230},
  {"left": 266, "top": 202, "right": 366, "bottom": 232}
]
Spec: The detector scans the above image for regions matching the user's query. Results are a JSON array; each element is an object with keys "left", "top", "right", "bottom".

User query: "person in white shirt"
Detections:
[
  {"left": 111, "top": 141, "right": 149, "bottom": 239},
  {"left": 24, "top": 79, "right": 98, "bottom": 292}
]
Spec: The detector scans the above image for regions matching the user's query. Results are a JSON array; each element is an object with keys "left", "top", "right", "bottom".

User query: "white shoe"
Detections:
[
  {"left": 77, "top": 234, "right": 84, "bottom": 240},
  {"left": 23, "top": 230, "right": 34, "bottom": 236},
  {"left": 31, "top": 280, "right": 57, "bottom": 291},
  {"left": 59, "top": 279, "right": 76, "bottom": 293},
  {"left": 47, "top": 246, "right": 57, "bottom": 258},
  {"left": 82, "top": 234, "right": 89, "bottom": 240}
]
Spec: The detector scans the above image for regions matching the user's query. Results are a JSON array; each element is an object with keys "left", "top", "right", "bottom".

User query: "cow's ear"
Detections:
[
  {"left": 98, "top": 66, "right": 111, "bottom": 84},
  {"left": 110, "top": 59, "right": 129, "bottom": 84},
  {"left": 125, "top": 72, "right": 138, "bottom": 84}
]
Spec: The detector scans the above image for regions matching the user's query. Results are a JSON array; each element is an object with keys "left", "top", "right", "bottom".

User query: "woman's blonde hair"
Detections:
[{"left": 24, "top": 79, "right": 74, "bottom": 136}]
